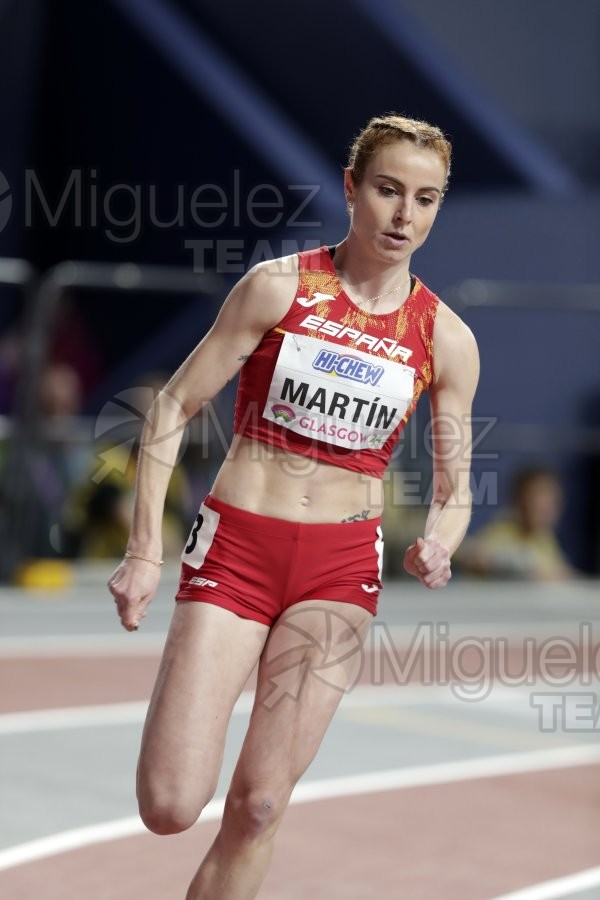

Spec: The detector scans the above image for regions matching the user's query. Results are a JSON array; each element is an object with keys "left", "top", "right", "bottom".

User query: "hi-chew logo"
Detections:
[{"left": 312, "top": 348, "right": 384, "bottom": 386}]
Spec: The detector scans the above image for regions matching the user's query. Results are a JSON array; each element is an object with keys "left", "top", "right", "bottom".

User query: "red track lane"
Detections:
[
  {"left": 0, "top": 657, "right": 160, "bottom": 712},
  {"left": 2, "top": 632, "right": 598, "bottom": 899},
  {"left": 1, "top": 765, "right": 599, "bottom": 899},
  {"left": 1, "top": 637, "right": 595, "bottom": 713}
]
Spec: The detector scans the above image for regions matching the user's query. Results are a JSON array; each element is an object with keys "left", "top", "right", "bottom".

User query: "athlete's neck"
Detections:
[{"left": 332, "top": 235, "right": 412, "bottom": 305}]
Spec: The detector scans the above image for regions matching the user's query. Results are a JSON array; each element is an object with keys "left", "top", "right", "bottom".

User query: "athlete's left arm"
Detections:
[{"left": 403, "top": 304, "right": 480, "bottom": 589}]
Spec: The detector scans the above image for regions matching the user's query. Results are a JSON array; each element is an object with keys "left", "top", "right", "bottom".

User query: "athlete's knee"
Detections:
[
  {"left": 140, "top": 803, "right": 195, "bottom": 836},
  {"left": 225, "top": 786, "right": 290, "bottom": 841},
  {"left": 138, "top": 785, "right": 216, "bottom": 836}
]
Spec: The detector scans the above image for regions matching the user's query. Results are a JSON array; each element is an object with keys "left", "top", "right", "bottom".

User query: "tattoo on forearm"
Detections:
[
  {"left": 238, "top": 354, "right": 250, "bottom": 362},
  {"left": 341, "top": 509, "right": 371, "bottom": 523}
]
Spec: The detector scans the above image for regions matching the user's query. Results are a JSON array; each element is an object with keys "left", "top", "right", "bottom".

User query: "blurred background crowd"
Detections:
[{"left": 1, "top": 0, "right": 599, "bottom": 583}]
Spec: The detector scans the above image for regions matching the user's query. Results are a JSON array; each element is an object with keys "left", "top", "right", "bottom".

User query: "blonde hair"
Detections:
[{"left": 347, "top": 113, "right": 452, "bottom": 194}]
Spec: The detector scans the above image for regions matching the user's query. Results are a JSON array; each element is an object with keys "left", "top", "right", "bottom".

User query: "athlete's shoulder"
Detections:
[
  {"left": 243, "top": 253, "right": 300, "bottom": 295},
  {"left": 224, "top": 254, "right": 299, "bottom": 329},
  {"left": 434, "top": 299, "right": 478, "bottom": 348},
  {"left": 431, "top": 299, "right": 479, "bottom": 388},
  {"left": 208, "top": 254, "right": 300, "bottom": 340}
]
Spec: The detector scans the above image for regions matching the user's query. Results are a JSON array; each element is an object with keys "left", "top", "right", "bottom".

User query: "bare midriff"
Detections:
[{"left": 211, "top": 435, "right": 384, "bottom": 524}]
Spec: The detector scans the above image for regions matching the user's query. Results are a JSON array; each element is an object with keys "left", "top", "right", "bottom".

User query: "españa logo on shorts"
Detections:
[
  {"left": 189, "top": 576, "right": 219, "bottom": 588},
  {"left": 312, "top": 349, "right": 384, "bottom": 386}
]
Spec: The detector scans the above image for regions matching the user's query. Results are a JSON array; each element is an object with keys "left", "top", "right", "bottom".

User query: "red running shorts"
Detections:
[{"left": 176, "top": 494, "right": 384, "bottom": 625}]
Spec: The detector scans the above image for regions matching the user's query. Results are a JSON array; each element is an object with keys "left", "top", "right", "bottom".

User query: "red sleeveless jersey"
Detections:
[{"left": 233, "top": 246, "right": 438, "bottom": 478}]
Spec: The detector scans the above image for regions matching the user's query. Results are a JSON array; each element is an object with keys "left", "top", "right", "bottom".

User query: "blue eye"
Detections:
[{"left": 378, "top": 185, "right": 397, "bottom": 197}]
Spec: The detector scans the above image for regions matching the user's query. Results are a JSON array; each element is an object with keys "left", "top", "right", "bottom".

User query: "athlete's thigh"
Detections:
[
  {"left": 139, "top": 600, "right": 269, "bottom": 796},
  {"left": 230, "top": 599, "right": 372, "bottom": 794}
]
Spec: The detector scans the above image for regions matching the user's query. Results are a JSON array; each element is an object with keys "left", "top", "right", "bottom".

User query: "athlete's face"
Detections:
[{"left": 345, "top": 140, "right": 447, "bottom": 263}]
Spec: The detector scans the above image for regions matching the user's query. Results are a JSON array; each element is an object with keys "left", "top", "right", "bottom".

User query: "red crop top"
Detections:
[{"left": 233, "top": 246, "right": 438, "bottom": 478}]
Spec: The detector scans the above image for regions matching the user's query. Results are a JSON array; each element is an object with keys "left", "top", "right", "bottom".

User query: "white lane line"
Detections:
[
  {"left": 0, "top": 683, "right": 564, "bottom": 735},
  {"left": 0, "top": 695, "right": 249, "bottom": 734},
  {"left": 491, "top": 866, "right": 600, "bottom": 899},
  {"left": 0, "top": 814, "right": 219, "bottom": 873},
  {"left": 0, "top": 744, "right": 599, "bottom": 872},
  {"left": 0, "top": 635, "right": 165, "bottom": 656},
  {"left": 0, "top": 620, "right": 593, "bottom": 655},
  {"left": 0, "top": 702, "right": 150, "bottom": 734},
  {"left": 290, "top": 744, "right": 600, "bottom": 804}
]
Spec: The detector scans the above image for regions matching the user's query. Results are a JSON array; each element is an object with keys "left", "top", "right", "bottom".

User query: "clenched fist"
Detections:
[
  {"left": 403, "top": 537, "right": 451, "bottom": 589},
  {"left": 108, "top": 558, "right": 162, "bottom": 631}
]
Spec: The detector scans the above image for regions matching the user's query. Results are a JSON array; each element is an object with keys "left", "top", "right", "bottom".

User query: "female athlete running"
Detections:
[{"left": 109, "top": 113, "right": 479, "bottom": 900}]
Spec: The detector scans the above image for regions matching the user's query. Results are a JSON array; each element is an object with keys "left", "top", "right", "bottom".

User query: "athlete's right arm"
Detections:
[
  {"left": 166, "top": 258, "right": 299, "bottom": 421},
  {"left": 108, "top": 258, "right": 298, "bottom": 630}
]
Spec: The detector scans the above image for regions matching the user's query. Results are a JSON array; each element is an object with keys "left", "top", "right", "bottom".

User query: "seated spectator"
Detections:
[
  {"left": 63, "top": 442, "right": 191, "bottom": 559},
  {"left": 457, "top": 466, "right": 578, "bottom": 580},
  {"left": 61, "top": 375, "right": 192, "bottom": 560}
]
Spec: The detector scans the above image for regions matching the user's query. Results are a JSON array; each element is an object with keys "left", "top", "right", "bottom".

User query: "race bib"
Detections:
[
  {"left": 181, "top": 500, "right": 220, "bottom": 569},
  {"left": 263, "top": 332, "right": 415, "bottom": 450}
]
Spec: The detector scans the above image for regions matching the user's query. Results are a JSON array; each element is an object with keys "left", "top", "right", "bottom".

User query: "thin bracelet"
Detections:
[{"left": 124, "top": 551, "right": 164, "bottom": 567}]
